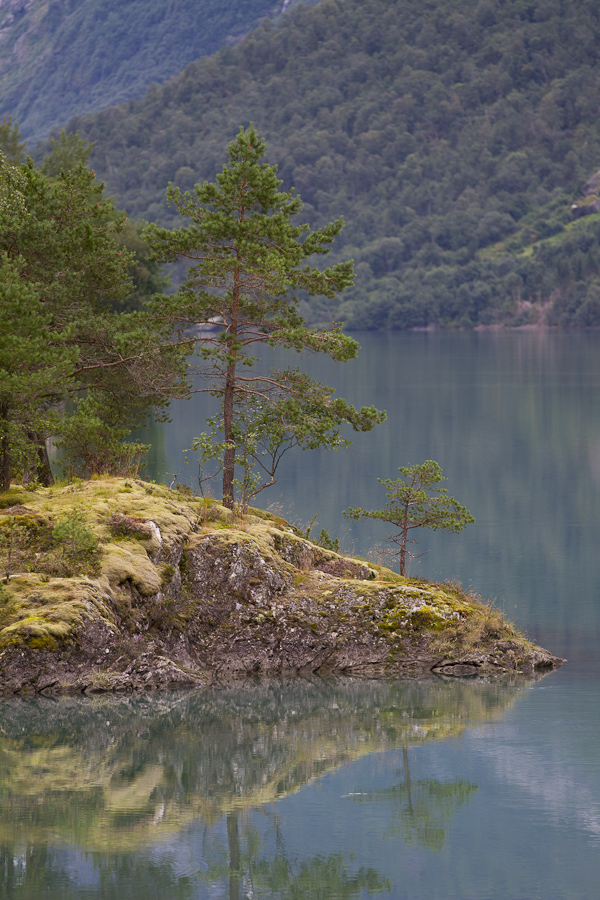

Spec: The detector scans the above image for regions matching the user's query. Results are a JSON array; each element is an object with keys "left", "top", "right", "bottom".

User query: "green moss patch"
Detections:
[
  {"left": 0, "top": 491, "right": 28, "bottom": 510},
  {"left": 101, "top": 542, "right": 162, "bottom": 597},
  {"left": 0, "top": 574, "right": 115, "bottom": 650}
]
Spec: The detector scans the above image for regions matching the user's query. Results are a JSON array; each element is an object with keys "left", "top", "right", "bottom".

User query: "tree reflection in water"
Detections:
[
  {"left": 352, "top": 744, "right": 478, "bottom": 851},
  {"left": 203, "top": 808, "right": 391, "bottom": 900}
]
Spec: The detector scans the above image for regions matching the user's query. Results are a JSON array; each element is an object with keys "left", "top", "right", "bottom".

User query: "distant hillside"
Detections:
[
  {"left": 0, "top": 0, "right": 304, "bottom": 144},
  {"left": 39, "top": 0, "right": 600, "bottom": 327}
]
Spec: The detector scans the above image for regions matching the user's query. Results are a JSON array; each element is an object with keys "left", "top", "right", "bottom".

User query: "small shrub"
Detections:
[
  {"left": 57, "top": 395, "right": 149, "bottom": 479},
  {"left": 51, "top": 510, "right": 100, "bottom": 574},
  {"left": 344, "top": 461, "right": 474, "bottom": 576},
  {"left": 299, "top": 514, "right": 340, "bottom": 552},
  {"left": 316, "top": 528, "right": 340, "bottom": 553},
  {"left": 108, "top": 512, "right": 152, "bottom": 539},
  {"left": 1, "top": 507, "right": 101, "bottom": 579},
  {"left": 314, "top": 558, "right": 369, "bottom": 579}
]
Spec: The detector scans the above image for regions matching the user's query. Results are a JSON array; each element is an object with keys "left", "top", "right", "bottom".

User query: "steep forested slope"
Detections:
[
  {"left": 35, "top": 0, "right": 600, "bottom": 327},
  {"left": 0, "top": 0, "right": 302, "bottom": 144}
]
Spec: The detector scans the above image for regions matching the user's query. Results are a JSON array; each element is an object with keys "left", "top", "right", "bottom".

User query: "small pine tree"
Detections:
[{"left": 344, "top": 461, "right": 475, "bottom": 576}]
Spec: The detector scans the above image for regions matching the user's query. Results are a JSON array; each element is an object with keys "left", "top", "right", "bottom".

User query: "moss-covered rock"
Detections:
[{"left": 0, "top": 477, "right": 563, "bottom": 693}]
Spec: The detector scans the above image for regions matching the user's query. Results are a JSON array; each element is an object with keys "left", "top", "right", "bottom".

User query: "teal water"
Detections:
[
  {"left": 2, "top": 332, "right": 600, "bottom": 898},
  {"left": 147, "top": 330, "right": 600, "bottom": 667}
]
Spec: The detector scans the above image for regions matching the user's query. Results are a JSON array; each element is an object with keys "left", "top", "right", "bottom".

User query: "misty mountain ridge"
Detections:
[
  {"left": 0, "top": 0, "right": 305, "bottom": 143},
  {"left": 6, "top": 0, "right": 600, "bottom": 328}
]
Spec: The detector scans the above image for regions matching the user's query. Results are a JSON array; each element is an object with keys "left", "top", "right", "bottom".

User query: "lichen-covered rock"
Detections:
[{"left": 0, "top": 477, "right": 563, "bottom": 693}]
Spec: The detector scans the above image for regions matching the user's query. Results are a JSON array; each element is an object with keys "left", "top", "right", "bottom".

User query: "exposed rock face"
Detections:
[
  {"left": 0, "top": 479, "right": 563, "bottom": 694},
  {"left": 571, "top": 197, "right": 600, "bottom": 218},
  {"left": 571, "top": 169, "right": 600, "bottom": 218}
]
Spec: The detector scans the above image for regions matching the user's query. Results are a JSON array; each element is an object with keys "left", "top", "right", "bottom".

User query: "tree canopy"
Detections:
[
  {"left": 0, "top": 252, "right": 75, "bottom": 489},
  {"left": 0, "top": 150, "right": 188, "bottom": 488}
]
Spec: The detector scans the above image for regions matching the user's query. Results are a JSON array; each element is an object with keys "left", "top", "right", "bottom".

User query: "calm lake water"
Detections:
[{"left": 2, "top": 332, "right": 600, "bottom": 898}]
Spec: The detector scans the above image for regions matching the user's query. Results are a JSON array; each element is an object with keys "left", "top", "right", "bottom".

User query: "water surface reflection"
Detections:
[{"left": 0, "top": 678, "right": 523, "bottom": 898}]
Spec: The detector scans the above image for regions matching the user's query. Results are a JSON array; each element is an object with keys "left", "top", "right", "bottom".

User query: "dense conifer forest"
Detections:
[{"left": 7, "top": 0, "right": 600, "bottom": 327}]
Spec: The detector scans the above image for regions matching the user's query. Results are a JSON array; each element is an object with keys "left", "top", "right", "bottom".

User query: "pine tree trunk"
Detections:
[
  {"left": 36, "top": 440, "right": 55, "bottom": 486},
  {"left": 222, "top": 355, "right": 236, "bottom": 510},
  {"left": 24, "top": 432, "right": 54, "bottom": 487},
  {"left": 222, "top": 261, "right": 241, "bottom": 510},
  {"left": 400, "top": 507, "right": 409, "bottom": 576}
]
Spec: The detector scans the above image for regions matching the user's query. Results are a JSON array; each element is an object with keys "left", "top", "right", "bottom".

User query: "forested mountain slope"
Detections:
[
  {"left": 38, "top": 0, "right": 600, "bottom": 327},
  {"left": 0, "top": 0, "right": 302, "bottom": 144}
]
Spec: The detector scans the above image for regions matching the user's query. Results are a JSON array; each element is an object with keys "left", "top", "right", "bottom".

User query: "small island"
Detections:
[{"left": 0, "top": 477, "right": 562, "bottom": 694}]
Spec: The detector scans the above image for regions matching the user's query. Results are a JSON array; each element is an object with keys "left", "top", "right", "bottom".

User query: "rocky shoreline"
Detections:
[{"left": 0, "top": 478, "right": 563, "bottom": 694}]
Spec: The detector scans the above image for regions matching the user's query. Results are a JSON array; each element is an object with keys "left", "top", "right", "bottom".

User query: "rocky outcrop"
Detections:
[
  {"left": 0, "top": 478, "right": 563, "bottom": 694},
  {"left": 571, "top": 169, "right": 600, "bottom": 218},
  {"left": 571, "top": 197, "right": 600, "bottom": 218}
]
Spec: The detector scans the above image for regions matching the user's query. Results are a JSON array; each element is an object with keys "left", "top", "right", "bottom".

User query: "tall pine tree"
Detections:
[{"left": 145, "top": 125, "right": 384, "bottom": 508}]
